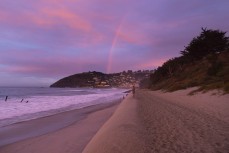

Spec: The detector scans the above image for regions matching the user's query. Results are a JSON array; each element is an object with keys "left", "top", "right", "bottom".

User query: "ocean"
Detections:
[{"left": 0, "top": 87, "right": 127, "bottom": 127}]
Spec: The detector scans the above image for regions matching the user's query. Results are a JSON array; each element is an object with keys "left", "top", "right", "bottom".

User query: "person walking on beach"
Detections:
[
  {"left": 5, "top": 96, "right": 8, "bottom": 102},
  {"left": 132, "top": 85, "right": 135, "bottom": 97}
]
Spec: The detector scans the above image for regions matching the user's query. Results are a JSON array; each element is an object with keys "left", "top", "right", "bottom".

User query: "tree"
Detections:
[{"left": 181, "top": 28, "right": 229, "bottom": 60}]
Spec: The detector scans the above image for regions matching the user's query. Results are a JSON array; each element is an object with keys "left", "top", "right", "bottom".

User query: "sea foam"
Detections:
[{"left": 0, "top": 88, "right": 126, "bottom": 127}]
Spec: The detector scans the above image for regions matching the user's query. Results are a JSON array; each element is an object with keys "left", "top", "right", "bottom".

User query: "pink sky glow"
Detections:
[{"left": 0, "top": 0, "right": 229, "bottom": 86}]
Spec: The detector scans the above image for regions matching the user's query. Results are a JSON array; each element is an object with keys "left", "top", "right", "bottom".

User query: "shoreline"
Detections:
[
  {"left": 0, "top": 87, "right": 128, "bottom": 128},
  {"left": 1, "top": 88, "right": 228, "bottom": 153},
  {"left": 0, "top": 100, "right": 121, "bottom": 149}
]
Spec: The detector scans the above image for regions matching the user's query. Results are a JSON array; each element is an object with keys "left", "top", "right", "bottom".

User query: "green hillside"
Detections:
[{"left": 149, "top": 28, "right": 229, "bottom": 93}]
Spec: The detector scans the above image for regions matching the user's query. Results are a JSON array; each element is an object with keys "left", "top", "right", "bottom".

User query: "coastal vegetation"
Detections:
[{"left": 149, "top": 28, "right": 229, "bottom": 93}]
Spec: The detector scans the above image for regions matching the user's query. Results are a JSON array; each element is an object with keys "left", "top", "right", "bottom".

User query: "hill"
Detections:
[
  {"left": 149, "top": 28, "right": 229, "bottom": 93},
  {"left": 50, "top": 71, "right": 151, "bottom": 88},
  {"left": 149, "top": 51, "right": 229, "bottom": 93}
]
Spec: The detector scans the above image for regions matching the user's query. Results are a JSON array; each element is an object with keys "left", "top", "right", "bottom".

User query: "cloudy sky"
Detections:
[{"left": 0, "top": 0, "right": 229, "bottom": 87}]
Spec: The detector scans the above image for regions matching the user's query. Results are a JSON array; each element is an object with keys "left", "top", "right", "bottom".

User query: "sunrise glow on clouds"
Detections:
[{"left": 0, "top": 0, "right": 229, "bottom": 86}]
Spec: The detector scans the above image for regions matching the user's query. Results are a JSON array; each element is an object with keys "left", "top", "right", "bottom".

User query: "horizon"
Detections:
[{"left": 1, "top": 0, "right": 229, "bottom": 87}]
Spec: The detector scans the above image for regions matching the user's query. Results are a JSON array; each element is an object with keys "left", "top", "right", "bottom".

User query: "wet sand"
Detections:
[{"left": 0, "top": 101, "right": 120, "bottom": 153}]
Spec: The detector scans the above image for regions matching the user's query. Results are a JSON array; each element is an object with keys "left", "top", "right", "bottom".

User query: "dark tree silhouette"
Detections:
[
  {"left": 181, "top": 28, "right": 229, "bottom": 60},
  {"left": 150, "top": 28, "right": 229, "bottom": 91}
]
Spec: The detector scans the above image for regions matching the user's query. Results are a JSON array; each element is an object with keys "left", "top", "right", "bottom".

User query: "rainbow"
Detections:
[{"left": 106, "top": 17, "right": 125, "bottom": 73}]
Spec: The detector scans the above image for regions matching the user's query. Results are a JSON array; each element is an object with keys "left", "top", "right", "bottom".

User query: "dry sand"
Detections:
[
  {"left": 0, "top": 102, "right": 120, "bottom": 153},
  {"left": 83, "top": 89, "right": 229, "bottom": 153}
]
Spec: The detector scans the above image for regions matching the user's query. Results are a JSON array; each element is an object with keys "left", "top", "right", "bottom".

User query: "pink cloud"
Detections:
[
  {"left": 136, "top": 59, "right": 167, "bottom": 70},
  {"left": 1, "top": 0, "right": 229, "bottom": 87},
  {"left": 8, "top": 66, "right": 44, "bottom": 73},
  {"left": 1, "top": 49, "right": 107, "bottom": 77},
  {"left": 40, "top": 8, "right": 92, "bottom": 31},
  {"left": 0, "top": 3, "right": 92, "bottom": 32},
  {"left": 117, "top": 28, "right": 152, "bottom": 45}
]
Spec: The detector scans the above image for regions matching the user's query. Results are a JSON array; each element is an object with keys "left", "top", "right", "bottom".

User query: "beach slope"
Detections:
[
  {"left": 0, "top": 102, "right": 120, "bottom": 153},
  {"left": 83, "top": 89, "right": 229, "bottom": 153},
  {"left": 83, "top": 95, "right": 147, "bottom": 153}
]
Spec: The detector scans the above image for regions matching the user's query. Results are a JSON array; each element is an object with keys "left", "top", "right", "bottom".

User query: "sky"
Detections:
[{"left": 0, "top": 0, "right": 229, "bottom": 87}]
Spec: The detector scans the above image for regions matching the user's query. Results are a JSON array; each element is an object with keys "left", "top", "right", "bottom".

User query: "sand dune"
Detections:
[{"left": 83, "top": 89, "right": 229, "bottom": 153}]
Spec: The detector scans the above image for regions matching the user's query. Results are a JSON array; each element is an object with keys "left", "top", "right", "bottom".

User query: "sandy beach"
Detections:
[
  {"left": 83, "top": 92, "right": 147, "bottom": 153},
  {"left": 83, "top": 89, "right": 229, "bottom": 153},
  {"left": 1, "top": 89, "right": 229, "bottom": 153}
]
